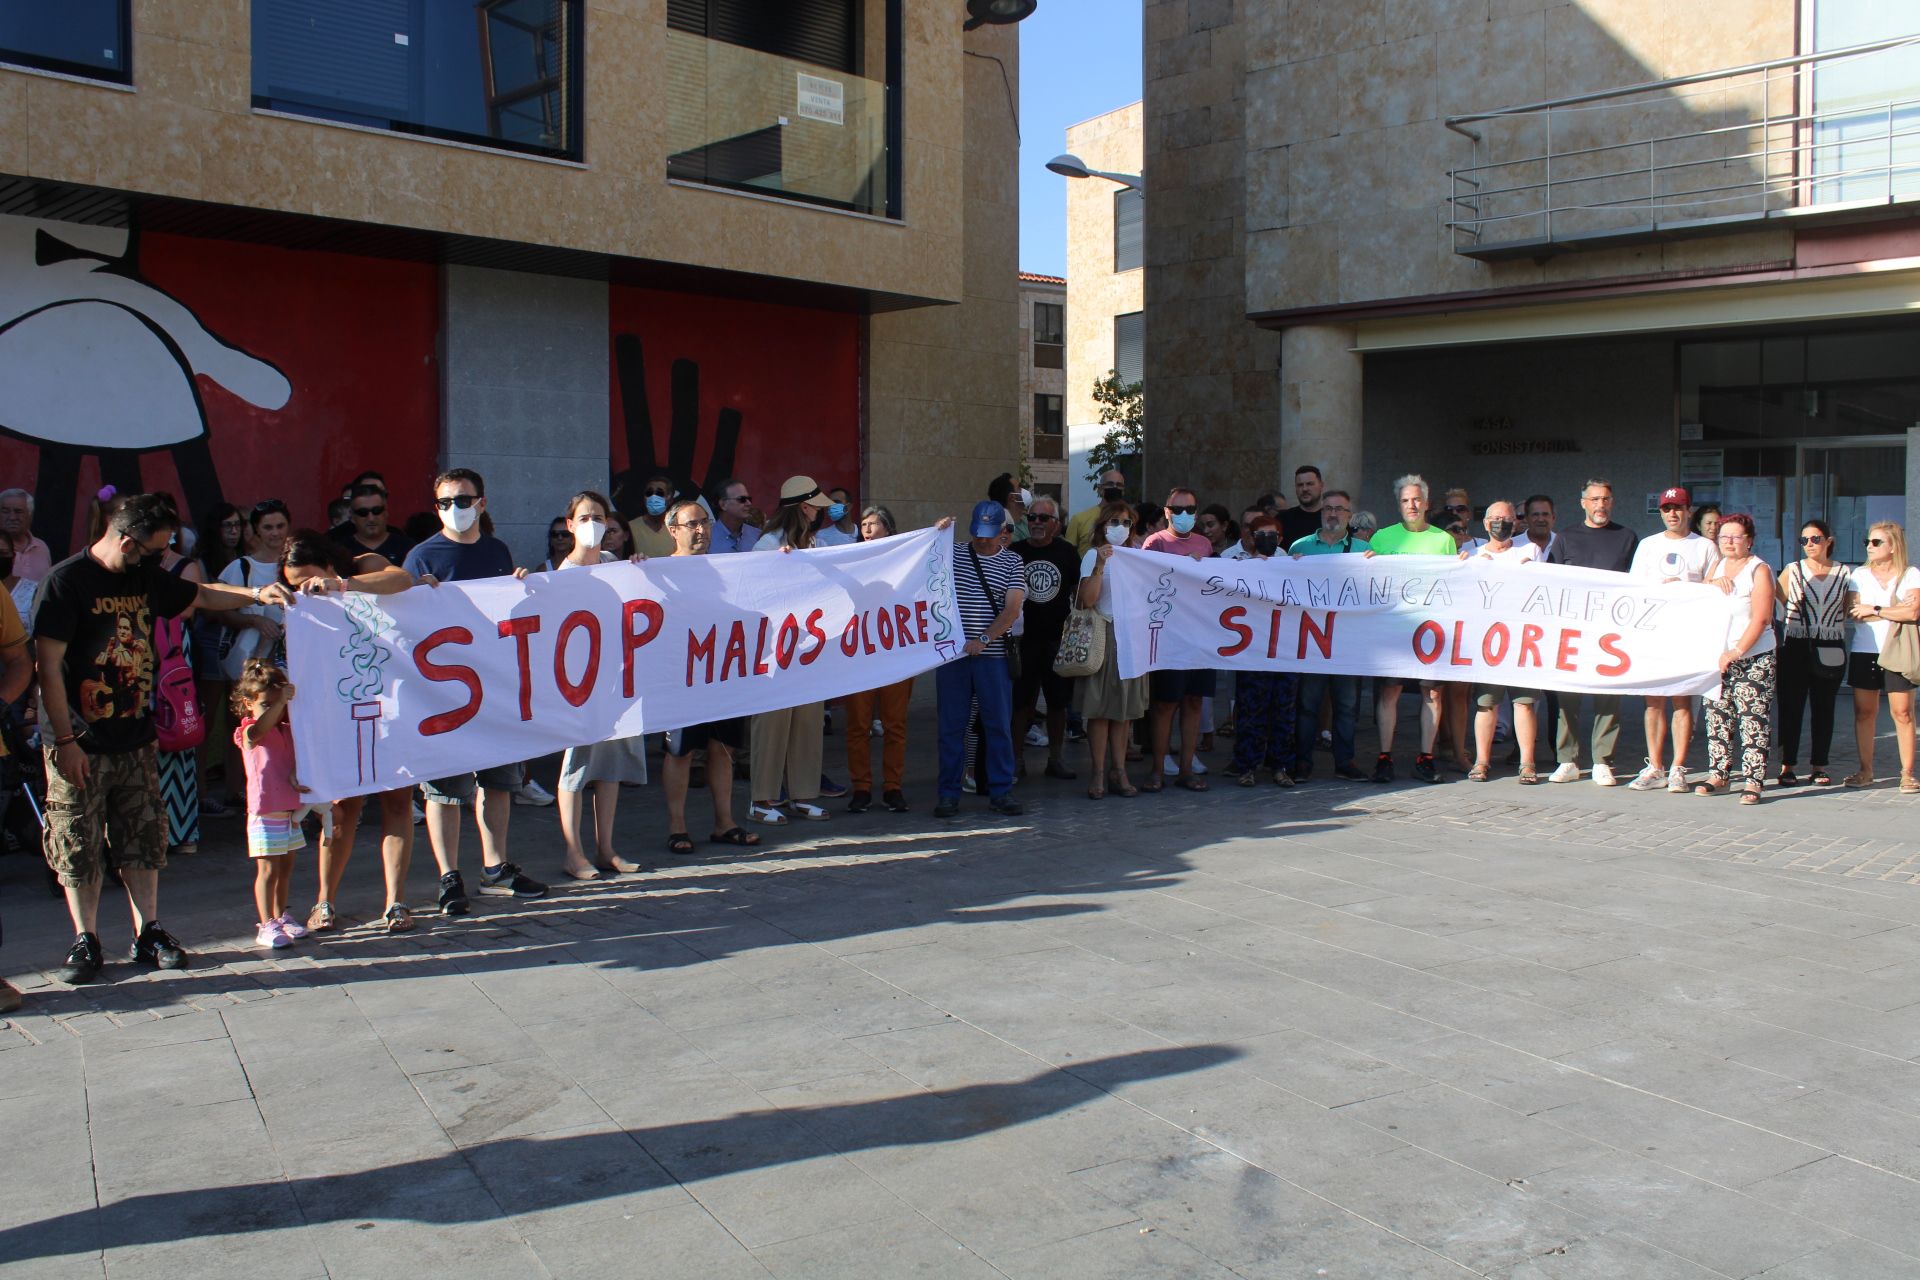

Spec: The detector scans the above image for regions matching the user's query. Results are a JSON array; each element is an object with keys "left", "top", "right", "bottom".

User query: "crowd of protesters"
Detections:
[{"left": 0, "top": 457, "right": 1913, "bottom": 1015}]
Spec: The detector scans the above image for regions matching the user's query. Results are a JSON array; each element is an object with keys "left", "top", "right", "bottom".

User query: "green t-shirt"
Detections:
[
  {"left": 1290, "top": 532, "right": 1368, "bottom": 557},
  {"left": 1369, "top": 523, "right": 1458, "bottom": 556}
]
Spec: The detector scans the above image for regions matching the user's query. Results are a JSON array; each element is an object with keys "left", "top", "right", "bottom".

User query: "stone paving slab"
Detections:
[{"left": 2, "top": 694, "right": 1920, "bottom": 1276}]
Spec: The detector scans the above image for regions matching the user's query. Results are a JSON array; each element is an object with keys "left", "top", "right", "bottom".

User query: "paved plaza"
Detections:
[{"left": 3, "top": 696, "right": 1920, "bottom": 1278}]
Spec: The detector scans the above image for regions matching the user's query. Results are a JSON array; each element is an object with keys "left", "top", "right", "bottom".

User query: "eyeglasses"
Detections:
[
  {"left": 727, "top": 494, "right": 752, "bottom": 505},
  {"left": 352, "top": 505, "right": 385, "bottom": 518},
  {"left": 1442, "top": 504, "right": 1470, "bottom": 514},
  {"left": 219, "top": 517, "right": 244, "bottom": 529},
  {"left": 1799, "top": 534, "right": 1827, "bottom": 544},
  {"left": 1029, "top": 512, "right": 1057, "bottom": 522},
  {"left": 1867, "top": 537, "right": 1888, "bottom": 547},
  {"left": 1323, "top": 507, "right": 1351, "bottom": 515},
  {"left": 434, "top": 494, "right": 479, "bottom": 511},
  {"left": 1166, "top": 504, "right": 1196, "bottom": 516},
  {"left": 672, "top": 517, "right": 712, "bottom": 530}
]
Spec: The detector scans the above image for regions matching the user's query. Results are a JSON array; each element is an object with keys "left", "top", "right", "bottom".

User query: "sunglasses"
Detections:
[
  {"left": 1029, "top": 512, "right": 1057, "bottom": 522},
  {"left": 352, "top": 504, "right": 386, "bottom": 518},
  {"left": 1442, "top": 504, "right": 1470, "bottom": 514},
  {"left": 1167, "top": 504, "right": 1196, "bottom": 516},
  {"left": 251, "top": 500, "right": 289, "bottom": 517},
  {"left": 1105, "top": 520, "right": 1134, "bottom": 529},
  {"left": 1799, "top": 534, "right": 1826, "bottom": 544},
  {"left": 727, "top": 494, "right": 753, "bottom": 504},
  {"left": 1867, "top": 537, "right": 1887, "bottom": 547},
  {"left": 644, "top": 488, "right": 672, "bottom": 499},
  {"left": 435, "top": 494, "right": 479, "bottom": 510}
]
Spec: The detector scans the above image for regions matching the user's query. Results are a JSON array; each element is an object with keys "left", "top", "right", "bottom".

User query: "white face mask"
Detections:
[
  {"left": 576, "top": 519, "right": 607, "bottom": 549},
  {"left": 1105, "top": 523, "right": 1130, "bottom": 546},
  {"left": 442, "top": 504, "right": 479, "bottom": 535}
]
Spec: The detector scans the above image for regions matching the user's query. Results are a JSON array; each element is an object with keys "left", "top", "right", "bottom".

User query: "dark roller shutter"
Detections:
[
  {"left": 1114, "top": 188, "right": 1144, "bottom": 272},
  {"left": 666, "top": 0, "right": 853, "bottom": 73},
  {"left": 1115, "top": 311, "right": 1145, "bottom": 386}
]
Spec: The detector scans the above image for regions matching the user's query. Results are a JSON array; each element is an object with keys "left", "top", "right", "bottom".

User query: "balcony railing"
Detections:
[{"left": 1445, "top": 34, "right": 1920, "bottom": 259}]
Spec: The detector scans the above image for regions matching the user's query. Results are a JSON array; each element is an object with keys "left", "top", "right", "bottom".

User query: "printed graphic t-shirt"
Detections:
[
  {"left": 1013, "top": 537, "right": 1082, "bottom": 635},
  {"left": 33, "top": 551, "right": 199, "bottom": 754}
]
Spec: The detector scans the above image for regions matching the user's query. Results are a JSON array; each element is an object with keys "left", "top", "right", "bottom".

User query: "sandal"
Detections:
[
  {"left": 709, "top": 827, "right": 761, "bottom": 847},
  {"left": 1843, "top": 770, "right": 1874, "bottom": 789},
  {"left": 1517, "top": 765, "right": 1539, "bottom": 785},
  {"left": 562, "top": 865, "right": 607, "bottom": 882},
  {"left": 1902, "top": 775, "right": 1920, "bottom": 795},
  {"left": 1776, "top": 767, "right": 1800, "bottom": 788},
  {"left": 1235, "top": 770, "right": 1258, "bottom": 788},
  {"left": 306, "top": 901, "right": 338, "bottom": 933},
  {"left": 1138, "top": 777, "right": 1164, "bottom": 793},
  {"left": 1810, "top": 769, "right": 1832, "bottom": 786},
  {"left": 1175, "top": 775, "right": 1210, "bottom": 792},
  {"left": 1694, "top": 773, "right": 1729, "bottom": 797},
  {"left": 1271, "top": 769, "right": 1295, "bottom": 788},
  {"left": 1468, "top": 764, "right": 1491, "bottom": 782},
  {"left": 596, "top": 856, "right": 642, "bottom": 875},
  {"left": 1107, "top": 770, "right": 1138, "bottom": 798},
  {"left": 1740, "top": 782, "right": 1763, "bottom": 805},
  {"left": 667, "top": 832, "right": 696, "bottom": 855},
  {"left": 381, "top": 904, "right": 413, "bottom": 934},
  {"left": 1087, "top": 784, "right": 1107, "bottom": 800}
]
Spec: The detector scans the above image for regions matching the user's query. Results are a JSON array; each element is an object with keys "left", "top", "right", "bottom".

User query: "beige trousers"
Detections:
[{"left": 750, "top": 702, "right": 825, "bottom": 803}]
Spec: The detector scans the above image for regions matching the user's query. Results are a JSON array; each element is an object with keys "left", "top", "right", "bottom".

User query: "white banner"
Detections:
[
  {"left": 284, "top": 528, "right": 962, "bottom": 801},
  {"left": 1106, "top": 549, "right": 1730, "bottom": 697}
]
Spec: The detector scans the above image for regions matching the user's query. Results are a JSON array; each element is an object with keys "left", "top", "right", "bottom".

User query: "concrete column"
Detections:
[
  {"left": 1907, "top": 426, "right": 1920, "bottom": 544},
  {"left": 440, "top": 265, "right": 609, "bottom": 567},
  {"left": 1279, "top": 324, "right": 1363, "bottom": 498}
]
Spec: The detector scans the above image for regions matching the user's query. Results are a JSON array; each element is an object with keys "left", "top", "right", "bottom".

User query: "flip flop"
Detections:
[
  {"left": 1175, "top": 776, "right": 1210, "bottom": 792},
  {"left": 709, "top": 827, "right": 761, "bottom": 847},
  {"left": 667, "top": 833, "right": 696, "bottom": 855}
]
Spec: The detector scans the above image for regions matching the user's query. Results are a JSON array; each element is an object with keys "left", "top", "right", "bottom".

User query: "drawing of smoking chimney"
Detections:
[
  {"left": 1145, "top": 566, "right": 1177, "bottom": 665},
  {"left": 926, "top": 538, "right": 958, "bottom": 660},
  {"left": 335, "top": 594, "right": 395, "bottom": 786}
]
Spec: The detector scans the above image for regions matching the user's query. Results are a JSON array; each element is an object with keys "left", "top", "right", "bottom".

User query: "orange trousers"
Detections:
[{"left": 844, "top": 678, "right": 913, "bottom": 793}]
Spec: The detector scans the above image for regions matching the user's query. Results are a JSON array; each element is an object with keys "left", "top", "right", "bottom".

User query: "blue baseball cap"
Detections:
[{"left": 969, "top": 500, "right": 1007, "bottom": 538}]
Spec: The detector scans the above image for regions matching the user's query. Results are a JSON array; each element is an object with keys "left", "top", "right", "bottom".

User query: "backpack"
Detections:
[{"left": 152, "top": 609, "right": 205, "bottom": 752}]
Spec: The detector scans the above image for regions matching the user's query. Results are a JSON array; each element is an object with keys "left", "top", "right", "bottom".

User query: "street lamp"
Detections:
[
  {"left": 964, "top": 0, "right": 1037, "bottom": 30},
  {"left": 1045, "top": 153, "right": 1146, "bottom": 192}
]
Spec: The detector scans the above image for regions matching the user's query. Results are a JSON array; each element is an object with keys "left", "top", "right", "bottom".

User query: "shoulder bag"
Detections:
[
  {"left": 965, "top": 545, "right": 1021, "bottom": 681},
  {"left": 1882, "top": 618, "right": 1920, "bottom": 684},
  {"left": 1053, "top": 605, "right": 1105, "bottom": 678}
]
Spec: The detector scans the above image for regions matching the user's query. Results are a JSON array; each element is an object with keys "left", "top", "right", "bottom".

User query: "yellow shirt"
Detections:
[
  {"left": 1065, "top": 506, "right": 1104, "bottom": 557},
  {"left": 630, "top": 517, "right": 678, "bottom": 560}
]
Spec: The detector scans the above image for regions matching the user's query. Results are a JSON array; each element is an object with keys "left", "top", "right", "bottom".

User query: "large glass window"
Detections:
[
  {"left": 1806, "top": 1, "right": 1920, "bottom": 202},
  {"left": 0, "top": 2, "right": 130, "bottom": 83},
  {"left": 252, "top": 1, "right": 582, "bottom": 160},
  {"left": 667, "top": 0, "right": 900, "bottom": 217}
]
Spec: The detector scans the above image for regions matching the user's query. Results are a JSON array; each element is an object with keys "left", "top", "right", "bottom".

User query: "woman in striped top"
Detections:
[{"left": 1774, "top": 519, "right": 1849, "bottom": 787}]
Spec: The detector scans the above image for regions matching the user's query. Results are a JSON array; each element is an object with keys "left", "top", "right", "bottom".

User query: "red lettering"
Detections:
[
  {"left": 1266, "top": 608, "right": 1280, "bottom": 660},
  {"left": 1555, "top": 628, "right": 1582, "bottom": 672},
  {"left": 623, "top": 599, "right": 664, "bottom": 697},
  {"left": 840, "top": 615, "right": 861, "bottom": 657},
  {"left": 554, "top": 610, "right": 601, "bottom": 707},
  {"left": 859, "top": 610, "right": 877, "bottom": 656},
  {"left": 914, "top": 600, "right": 930, "bottom": 642},
  {"left": 1217, "top": 606, "right": 1251, "bottom": 657},
  {"left": 752, "top": 616, "right": 771, "bottom": 675},
  {"left": 416, "top": 627, "right": 482, "bottom": 736},
  {"left": 1517, "top": 623, "right": 1545, "bottom": 668},
  {"left": 721, "top": 620, "right": 748, "bottom": 681},
  {"left": 1412, "top": 620, "right": 1445, "bottom": 665},
  {"left": 498, "top": 616, "right": 542, "bottom": 722},
  {"left": 1482, "top": 622, "right": 1511, "bottom": 666},
  {"left": 686, "top": 625, "right": 716, "bottom": 688},
  {"left": 1596, "top": 632, "right": 1631, "bottom": 677},
  {"left": 875, "top": 605, "right": 895, "bottom": 649},
  {"left": 1448, "top": 620, "right": 1472, "bottom": 667},
  {"left": 1299, "top": 611, "right": 1335, "bottom": 661},
  {"left": 777, "top": 613, "right": 802, "bottom": 668},
  {"left": 801, "top": 609, "right": 828, "bottom": 665},
  {"left": 894, "top": 604, "right": 915, "bottom": 645}
]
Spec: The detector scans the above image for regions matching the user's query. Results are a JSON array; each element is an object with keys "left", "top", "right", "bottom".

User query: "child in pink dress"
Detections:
[{"left": 232, "top": 659, "right": 321, "bottom": 949}]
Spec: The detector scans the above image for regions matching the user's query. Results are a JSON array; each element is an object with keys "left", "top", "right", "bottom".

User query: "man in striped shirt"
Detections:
[{"left": 934, "top": 501, "right": 1026, "bottom": 819}]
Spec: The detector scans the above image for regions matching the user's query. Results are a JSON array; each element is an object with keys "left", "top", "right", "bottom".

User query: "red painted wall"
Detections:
[{"left": 608, "top": 286, "right": 861, "bottom": 516}]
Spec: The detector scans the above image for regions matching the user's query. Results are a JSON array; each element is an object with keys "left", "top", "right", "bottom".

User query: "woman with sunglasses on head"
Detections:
[
  {"left": 1844, "top": 521, "right": 1920, "bottom": 792},
  {"left": 1774, "top": 519, "right": 1848, "bottom": 787},
  {"left": 1695, "top": 513, "right": 1777, "bottom": 804},
  {"left": 1074, "top": 500, "right": 1150, "bottom": 799}
]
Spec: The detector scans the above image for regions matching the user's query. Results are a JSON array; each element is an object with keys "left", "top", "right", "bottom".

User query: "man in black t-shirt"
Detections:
[
  {"left": 1011, "top": 496, "right": 1082, "bottom": 781},
  {"left": 1278, "top": 464, "right": 1326, "bottom": 547},
  {"left": 329, "top": 482, "right": 411, "bottom": 566},
  {"left": 1543, "top": 479, "right": 1642, "bottom": 786},
  {"left": 35, "top": 494, "right": 295, "bottom": 985}
]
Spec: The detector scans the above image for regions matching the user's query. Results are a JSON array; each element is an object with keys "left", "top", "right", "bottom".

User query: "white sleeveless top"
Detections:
[{"left": 1711, "top": 556, "right": 1775, "bottom": 658}]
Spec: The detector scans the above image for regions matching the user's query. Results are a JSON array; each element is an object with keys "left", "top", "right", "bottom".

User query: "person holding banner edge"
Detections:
[
  {"left": 748, "top": 477, "right": 836, "bottom": 824},
  {"left": 1627, "top": 487, "right": 1717, "bottom": 794},
  {"left": 934, "top": 501, "right": 1025, "bottom": 819},
  {"left": 1364, "top": 475, "right": 1456, "bottom": 784},
  {"left": 1289, "top": 489, "right": 1368, "bottom": 782},
  {"left": 1463, "top": 501, "right": 1544, "bottom": 783},
  {"left": 1695, "top": 513, "right": 1777, "bottom": 804},
  {"left": 1544, "top": 480, "right": 1639, "bottom": 785},
  {"left": 1844, "top": 521, "right": 1920, "bottom": 791}
]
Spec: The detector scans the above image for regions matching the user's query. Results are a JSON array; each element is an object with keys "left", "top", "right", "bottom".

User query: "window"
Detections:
[
  {"left": 1033, "top": 394, "right": 1063, "bottom": 459},
  {"left": 0, "top": 1, "right": 130, "bottom": 83},
  {"left": 667, "top": 0, "right": 902, "bottom": 217},
  {"left": 1807, "top": 1, "right": 1920, "bottom": 202},
  {"left": 252, "top": 1, "right": 582, "bottom": 160},
  {"left": 1114, "top": 311, "right": 1144, "bottom": 387},
  {"left": 1114, "top": 187, "right": 1144, "bottom": 272},
  {"left": 1033, "top": 301, "right": 1063, "bottom": 369}
]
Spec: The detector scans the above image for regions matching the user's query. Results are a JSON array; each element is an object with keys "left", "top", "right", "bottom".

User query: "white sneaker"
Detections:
[
  {"left": 273, "top": 911, "right": 310, "bottom": 939},
  {"left": 1025, "top": 725, "right": 1049, "bottom": 748},
  {"left": 1667, "top": 765, "right": 1690, "bottom": 793},
  {"left": 747, "top": 802, "right": 788, "bottom": 826},
  {"left": 1548, "top": 762, "right": 1581, "bottom": 783},
  {"left": 871, "top": 719, "right": 884, "bottom": 736},
  {"left": 1162, "top": 754, "right": 1179, "bottom": 777},
  {"left": 512, "top": 779, "right": 556, "bottom": 807},
  {"left": 1190, "top": 755, "right": 1208, "bottom": 776},
  {"left": 255, "top": 921, "right": 291, "bottom": 950},
  {"left": 1593, "top": 763, "right": 1618, "bottom": 787},
  {"left": 1626, "top": 763, "right": 1663, "bottom": 791}
]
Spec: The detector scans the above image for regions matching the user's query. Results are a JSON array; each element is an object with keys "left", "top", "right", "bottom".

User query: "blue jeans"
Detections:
[
  {"left": 937, "top": 654, "right": 1014, "bottom": 799},
  {"left": 1295, "top": 674, "right": 1360, "bottom": 768}
]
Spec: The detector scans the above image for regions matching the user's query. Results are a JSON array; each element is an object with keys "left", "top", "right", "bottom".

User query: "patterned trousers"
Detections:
[
  {"left": 1705, "top": 649, "right": 1776, "bottom": 782},
  {"left": 1230, "top": 672, "right": 1298, "bottom": 774}
]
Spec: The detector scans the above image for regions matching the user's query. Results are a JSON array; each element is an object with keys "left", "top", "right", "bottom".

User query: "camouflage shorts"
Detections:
[{"left": 43, "top": 743, "right": 168, "bottom": 888}]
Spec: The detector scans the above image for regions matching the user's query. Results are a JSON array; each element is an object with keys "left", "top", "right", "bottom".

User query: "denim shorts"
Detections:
[{"left": 420, "top": 762, "right": 522, "bottom": 804}]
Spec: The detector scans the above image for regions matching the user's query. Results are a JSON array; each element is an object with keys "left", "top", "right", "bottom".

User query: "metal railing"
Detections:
[{"left": 1445, "top": 34, "right": 1920, "bottom": 258}]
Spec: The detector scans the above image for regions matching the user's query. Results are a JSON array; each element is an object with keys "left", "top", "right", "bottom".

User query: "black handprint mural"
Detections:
[{"left": 609, "top": 333, "right": 743, "bottom": 516}]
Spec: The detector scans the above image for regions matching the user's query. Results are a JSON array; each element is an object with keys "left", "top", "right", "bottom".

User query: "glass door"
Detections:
[{"left": 1794, "top": 439, "right": 1908, "bottom": 567}]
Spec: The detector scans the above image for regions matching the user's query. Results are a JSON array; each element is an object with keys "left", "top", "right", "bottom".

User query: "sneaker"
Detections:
[
  {"left": 1667, "top": 765, "right": 1689, "bottom": 794},
  {"left": 1043, "top": 758, "right": 1077, "bottom": 780},
  {"left": 961, "top": 771, "right": 980, "bottom": 794},
  {"left": 1025, "top": 725, "right": 1049, "bottom": 748},
  {"left": 1548, "top": 762, "right": 1581, "bottom": 783},
  {"left": 1372, "top": 754, "right": 1394, "bottom": 784},
  {"left": 1162, "top": 754, "right": 1180, "bottom": 777},
  {"left": 438, "top": 870, "right": 471, "bottom": 916},
  {"left": 478, "top": 862, "right": 548, "bottom": 899},
  {"left": 255, "top": 920, "right": 292, "bottom": 950},
  {"left": 748, "top": 802, "right": 789, "bottom": 825},
  {"left": 1627, "top": 763, "right": 1664, "bottom": 791},
  {"left": 883, "top": 789, "right": 910, "bottom": 812},
  {"left": 199, "top": 793, "right": 235, "bottom": 819},
  {"left": 1065, "top": 723, "right": 1086, "bottom": 743},
  {"left": 130, "top": 923, "right": 189, "bottom": 970},
  {"left": 0, "top": 977, "right": 21, "bottom": 1014},
  {"left": 871, "top": 719, "right": 884, "bottom": 736},
  {"left": 1592, "top": 763, "right": 1618, "bottom": 787},
  {"left": 1412, "top": 754, "right": 1439, "bottom": 784},
  {"left": 932, "top": 797, "right": 960, "bottom": 819},
  {"left": 57, "top": 932, "right": 103, "bottom": 985},
  {"left": 274, "top": 912, "right": 310, "bottom": 940},
  {"left": 1334, "top": 762, "right": 1366, "bottom": 782},
  {"left": 306, "top": 901, "right": 338, "bottom": 933},
  {"left": 818, "top": 775, "right": 849, "bottom": 799},
  {"left": 847, "top": 790, "right": 872, "bottom": 814},
  {"left": 1189, "top": 755, "right": 1209, "bottom": 776},
  {"left": 987, "top": 794, "right": 1025, "bottom": 816},
  {"left": 511, "top": 778, "right": 556, "bottom": 807}
]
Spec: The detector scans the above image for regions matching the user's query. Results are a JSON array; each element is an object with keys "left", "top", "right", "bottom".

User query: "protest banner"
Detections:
[
  {"left": 284, "top": 528, "right": 961, "bottom": 801},
  {"left": 1105, "top": 548, "right": 1731, "bottom": 697}
]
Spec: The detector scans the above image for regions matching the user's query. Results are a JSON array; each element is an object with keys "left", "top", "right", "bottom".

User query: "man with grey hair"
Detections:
[
  {"left": 1366, "top": 475, "right": 1458, "bottom": 783},
  {"left": 1012, "top": 494, "right": 1080, "bottom": 780},
  {"left": 1544, "top": 478, "right": 1640, "bottom": 785},
  {"left": 0, "top": 489, "right": 50, "bottom": 581}
]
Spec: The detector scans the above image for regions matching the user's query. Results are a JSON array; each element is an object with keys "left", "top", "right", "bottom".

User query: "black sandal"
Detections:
[
  {"left": 1810, "top": 768, "right": 1832, "bottom": 786},
  {"left": 709, "top": 827, "right": 760, "bottom": 847},
  {"left": 667, "top": 832, "right": 696, "bottom": 855},
  {"left": 1777, "top": 767, "right": 1800, "bottom": 788}
]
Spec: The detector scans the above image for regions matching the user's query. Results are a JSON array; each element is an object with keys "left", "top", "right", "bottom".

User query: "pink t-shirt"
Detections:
[
  {"left": 1142, "top": 530, "right": 1214, "bottom": 561},
  {"left": 234, "top": 717, "right": 302, "bottom": 814}
]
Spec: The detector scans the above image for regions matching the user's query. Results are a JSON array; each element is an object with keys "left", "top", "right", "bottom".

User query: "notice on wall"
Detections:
[{"left": 796, "top": 73, "right": 844, "bottom": 125}]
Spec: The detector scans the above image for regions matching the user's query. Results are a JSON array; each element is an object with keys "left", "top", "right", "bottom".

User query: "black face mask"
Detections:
[
  {"left": 1253, "top": 531, "right": 1278, "bottom": 557},
  {"left": 1486, "top": 518, "right": 1515, "bottom": 540},
  {"left": 1100, "top": 486, "right": 1124, "bottom": 502}
]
